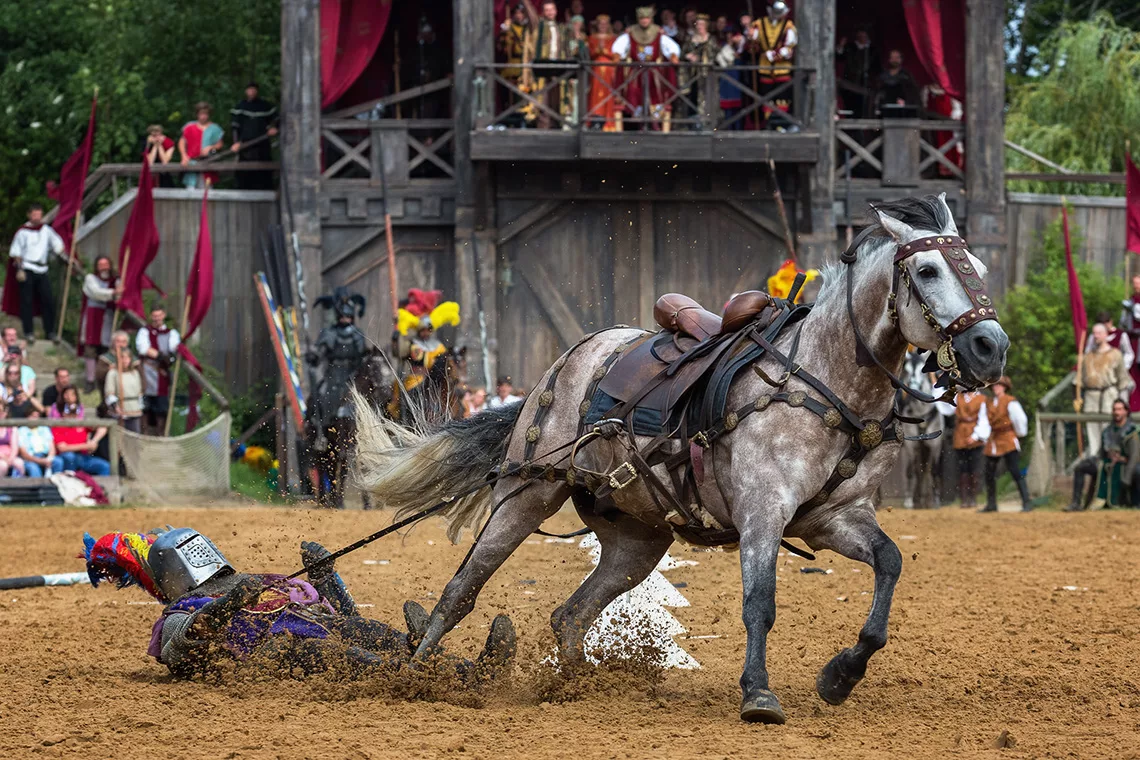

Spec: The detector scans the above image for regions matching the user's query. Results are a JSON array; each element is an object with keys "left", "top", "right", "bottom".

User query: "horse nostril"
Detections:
[{"left": 972, "top": 334, "right": 997, "bottom": 359}]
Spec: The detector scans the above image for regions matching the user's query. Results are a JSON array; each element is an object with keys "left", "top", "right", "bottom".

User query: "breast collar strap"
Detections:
[{"left": 841, "top": 229, "right": 997, "bottom": 404}]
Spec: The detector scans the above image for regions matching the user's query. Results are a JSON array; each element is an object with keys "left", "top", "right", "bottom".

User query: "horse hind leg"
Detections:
[
  {"left": 413, "top": 481, "right": 570, "bottom": 660},
  {"left": 550, "top": 507, "right": 674, "bottom": 667},
  {"left": 811, "top": 506, "right": 902, "bottom": 706}
]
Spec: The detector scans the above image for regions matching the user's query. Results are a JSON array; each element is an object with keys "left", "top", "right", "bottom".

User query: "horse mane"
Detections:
[{"left": 813, "top": 195, "right": 954, "bottom": 304}]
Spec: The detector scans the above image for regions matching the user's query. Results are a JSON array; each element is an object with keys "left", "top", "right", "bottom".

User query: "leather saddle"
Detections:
[{"left": 598, "top": 291, "right": 781, "bottom": 434}]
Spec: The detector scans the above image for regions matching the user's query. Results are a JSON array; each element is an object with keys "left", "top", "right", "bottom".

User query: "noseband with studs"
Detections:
[{"left": 842, "top": 228, "right": 999, "bottom": 403}]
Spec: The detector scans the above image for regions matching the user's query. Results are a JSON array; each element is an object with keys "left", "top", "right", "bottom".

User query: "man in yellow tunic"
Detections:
[{"left": 751, "top": 1, "right": 797, "bottom": 130}]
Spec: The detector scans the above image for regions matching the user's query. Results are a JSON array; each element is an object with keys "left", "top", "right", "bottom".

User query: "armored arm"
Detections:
[{"left": 300, "top": 541, "right": 358, "bottom": 616}]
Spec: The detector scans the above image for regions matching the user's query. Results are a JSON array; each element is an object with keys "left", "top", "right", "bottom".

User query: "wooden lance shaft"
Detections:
[
  {"left": 1074, "top": 327, "right": 1087, "bottom": 456},
  {"left": 163, "top": 294, "right": 192, "bottom": 437},
  {"left": 768, "top": 158, "right": 797, "bottom": 264},
  {"left": 112, "top": 245, "right": 131, "bottom": 332}
]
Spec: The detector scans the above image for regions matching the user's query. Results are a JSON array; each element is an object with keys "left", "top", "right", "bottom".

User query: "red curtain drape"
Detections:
[
  {"left": 321, "top": 0, "right": 393, "bottom": 108},
  {"left": 901, "top": 0, "right": 966, "bottom": 101}
]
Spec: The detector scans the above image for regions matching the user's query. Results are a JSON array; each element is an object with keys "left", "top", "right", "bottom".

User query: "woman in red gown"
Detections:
[{"left": 587, "top": 15, "right": 619, "bottom": 131}]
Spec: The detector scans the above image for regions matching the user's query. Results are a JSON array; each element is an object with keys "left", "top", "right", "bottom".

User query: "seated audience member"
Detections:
[
  {"left": 1067, "top": 399, "right": 1139, "bottom": 510},
  {"left": 0, "top": 399, "right": 27, "bottom": 477},
  {"left": 17, "top": 407, "right": 62, "bottom": 477},
  {"left": 0, "top": 326, "right": 23, "bottom": 354},
  {"left": 487, "top": 376, "right": 522, "bottom": 409},
  {"left": 2, "top": 363, "right": 42, "bottom": 414},
  {"left": 875, "top": 49, "right": 920, "bottom": 111},
  {"left": 42, "top": 366, "right": 71, "bottom": 409},
  {"left": 104, "top": 344, "right": 144, "bottom": 434},
  {"left": 3, "top": 344, "right": 35, "bottom": 395},
  {"left": 52, "top": 386, "right": 111, "bottom": 476}
]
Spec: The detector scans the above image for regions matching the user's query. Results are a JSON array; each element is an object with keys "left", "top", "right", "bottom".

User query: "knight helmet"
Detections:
[
  {"left": 149, "top": 528, "right": 234, "bottom": 601},
  {"left": 315, "top": 286, "right": 366, "bottom": 322},
  {"left": 768, "top": 1, "right": 789, "bottom": 20}
]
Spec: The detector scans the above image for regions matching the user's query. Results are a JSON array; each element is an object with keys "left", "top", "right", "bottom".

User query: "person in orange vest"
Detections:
[
  {"left": 952, "top": 390, "right": 989, "bottom": 508},
  {"left": 980, "top": 377, "right": 1031, "bottom": 512}
]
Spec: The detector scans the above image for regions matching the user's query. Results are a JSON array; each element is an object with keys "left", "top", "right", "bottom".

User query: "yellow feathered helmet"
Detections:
[
  {"left": 767, "top": 259, "right": 819, "bottom": 304},
  {"left": 397, "top": 301, "right": 461, "bottom": 335}
]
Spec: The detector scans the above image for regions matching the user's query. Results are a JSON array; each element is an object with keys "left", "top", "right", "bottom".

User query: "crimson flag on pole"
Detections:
[
  {"left": 1127, "top": 152, "right": 1140, "bottom": 255},
  {"left": 1062, "top": 202, "right": 1087, "bottom": 354},
  {"left": 185, "top": 186, "right": 214, "bottom": 340},
  {"left": 117, "top": 158, "right": 162, "bottom": 316}
]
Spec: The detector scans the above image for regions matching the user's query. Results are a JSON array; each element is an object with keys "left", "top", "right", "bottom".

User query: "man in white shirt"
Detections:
[
  {"left": 8, "top": 204, "right": 63, "bottom": 342},
  {"left": 135, "top": 306, "right": 182, "bottom": 435},
  {"left": 487, "top": 376, "right": 522, "bottom": 409}
]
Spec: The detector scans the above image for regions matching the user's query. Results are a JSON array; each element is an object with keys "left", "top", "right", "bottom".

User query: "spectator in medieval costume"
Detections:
[
  {"left": 678, "top": 8, "right": 698, "bottom": 47},
  {"left": 1120, "top": 274, "right": 1140, "bottom": 410},
  {"left": 522, "top": 0, "right": 570, "bottom": 129},
  {"left": 1078, "top": 322, "right": 1131, "bottom": 456},
  {"left": 230, "top": 83, "right": 278, "bottom": 191},
  {"left": 716, "top": 31, "right": 747, "bottom": 130},
  {"left": 52, "top": 386, "right": 111, "bottom": 476},
  {"left": 79, "top": 255, "right": 122, "bottom": 393},
  {"left": 587, "top": 14, "right": 620, "bottom": 131},
  {"left": 952, "top": 389, "right": 989, "bottom": 509},
  {"left": 837, "top": 27, "right": 878, "bottom": 117},
  {"left": 612, "top": 6, "right": 682, "bottom": 130},
  {"left": 499, "top": 3, "right": 530, "bottom": 93},
  {"left": 680, "top": 14, "right": 717, "bottom": 126},
  {"left": 393, "top": 290, "right": 460, "bottom": 398},
  {"left": 135, "top": 305, "right": 182, "bottom": 436},
  {"left": 305, "top": 287, "right": 367, "bottom": 452},
  {"left": 9, "top": 203, "right": 62, "bottom": 342},
  {"left": 1087, "top": 309, "right": 1135, "bottom": 375},
  {"left": 1067, "top": 399, "right": 1140, "bottom": 510},
  {"left": 660, "top": 8, "right": 679, "bottom": 39},
  {"left": 178, "top": 102, "right": 224, "bottom": 189},
  {"left": 104, "top": 344, "right": 145, "bottom": 435},
  {"left": 98, "top": 331, "right": 133, "bottom": 404},
  {"left": 751, "top": 1, "right": 796, "bottom": 130},
  {"left": 874, "top": 50, "right": 920, "bottom": 112},
  {"left": 16, "top": 406, "right": 63, "bottom": 477},
  {"left": 979, "top": 377, "right": 1032, "bottom": 513},
  {"left": 82, "top": 529, "right": 516, "bottom": 683},
  {"left": 713, "top": 15, "right": 730, "bottom": 45}
]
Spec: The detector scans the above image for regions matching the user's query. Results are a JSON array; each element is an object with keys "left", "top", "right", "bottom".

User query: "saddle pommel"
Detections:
[
  {"left": 654, "top": 294, "right": 722, "bottom": 341},
  {"left": 722, "top": 291, "right": 775, "bottom": 334}
]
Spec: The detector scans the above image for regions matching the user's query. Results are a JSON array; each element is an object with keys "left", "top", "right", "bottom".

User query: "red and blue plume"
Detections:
[{"left": 81, "top": 532, "right": 162, "bottom": 600}]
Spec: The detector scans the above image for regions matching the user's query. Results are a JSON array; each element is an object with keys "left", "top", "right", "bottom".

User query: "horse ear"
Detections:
[
  {"left": 937, "top": 192, "right": 960, "bottom": 236},
  {"left": 875, "top": 208, "right": 916, "bottom": 244}
]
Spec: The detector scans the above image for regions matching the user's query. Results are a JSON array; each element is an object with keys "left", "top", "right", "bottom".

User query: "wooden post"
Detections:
[
  {"left": 965, "top": 0, "right": 1008, "bottom": 274},
  {"left": 163, "top": 295, "right": 192, "bottom": 437},
  {"left": 275, "top": 392, "right": 287, "bottom": 496},
  {"left": 795, "top": 0, "right": 836, "bottom": 269}
]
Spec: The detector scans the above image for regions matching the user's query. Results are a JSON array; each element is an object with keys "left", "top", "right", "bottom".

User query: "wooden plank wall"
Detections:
[{"left": 78, "top": 189, "right": 278, "bottom": 394}]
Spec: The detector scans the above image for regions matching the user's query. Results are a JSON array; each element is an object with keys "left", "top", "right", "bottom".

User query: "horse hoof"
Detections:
[
  {"left": 740, "top": 689, "right": 786, "bottom": 724},
  {"left": 816, "top": 651, "right": 864, "bottom": 706}
]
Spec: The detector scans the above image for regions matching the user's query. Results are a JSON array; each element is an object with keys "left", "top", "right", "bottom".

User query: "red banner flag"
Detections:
[
  {"left": 1127, "top": 153, "right": 1140, "bottom": 255},
  {"left": 1062, "top": 202, "right": 1087, "bottom": 354},
  {"left": 117, "top": 158, "right": 162, "bottom": 316},
  {"left": 48, "top": 95, "right": 98, "bottom": 256},
  {"left": 184, "top": 187, "right": 214, "bottom": 340}
]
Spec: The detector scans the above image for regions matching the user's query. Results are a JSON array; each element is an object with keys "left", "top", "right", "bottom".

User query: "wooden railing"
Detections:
[
  {"left": 472, "top": 62, "right": 816, "bottom": 132},
  {"left": 320, "top": 118, "right": 455, "bottom": 183},
  {"left": 835, "top": 118, "right": 964, "bottom": 185}
]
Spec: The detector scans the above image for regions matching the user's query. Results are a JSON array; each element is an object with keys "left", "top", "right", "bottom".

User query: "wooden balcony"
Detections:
[{"left": 469, "top": 62, "right": 821, "bottom": 164}]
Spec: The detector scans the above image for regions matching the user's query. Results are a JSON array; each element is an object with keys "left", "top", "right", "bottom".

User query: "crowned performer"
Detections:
[
  {"left": 751, "top": 1, "right": 797, "bottom": 130},
  {"left": 587, "top": 14, "right": 621, "bottom": 131},
  {"left": 612, "top": 6, "right": 681, "bottom": 131},
  {"left": 135, "top": 304, "right": 181, "bottom": 436},
  {"left": 78, "top": 256, "right": 122, "bottom": 393},
  {"left": 82, "top": 528, "right": 515, "bottom": 682},
  {"left": 306, "top": 287, "right": 367, "bottom": 452}
]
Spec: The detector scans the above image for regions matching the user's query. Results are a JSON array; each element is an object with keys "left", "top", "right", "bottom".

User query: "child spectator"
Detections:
[
  {"left": 0, "top": 399, "right": 26, "bottom": 477},
  {"left": 17, "top": 408, "right": 62, "bottom": 477},
  {"left": 51, "top": 386, "right": 110, "bottom": 476}
]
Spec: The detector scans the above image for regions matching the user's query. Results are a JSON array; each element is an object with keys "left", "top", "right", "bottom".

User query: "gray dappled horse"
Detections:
[
  {"left": 354, "top": 195, "right": 1008, "bottom": 723},
  {"left": 898, "top": 351, "right": 946, "bottom": 509}
]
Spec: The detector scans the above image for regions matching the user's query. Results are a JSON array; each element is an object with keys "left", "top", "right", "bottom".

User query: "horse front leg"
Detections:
[
  {"left": 736, "top": 508, "right": 788, "bottom": 724},
  {"left": 811, "top": 506, "right": 902, "bottom": 706}
]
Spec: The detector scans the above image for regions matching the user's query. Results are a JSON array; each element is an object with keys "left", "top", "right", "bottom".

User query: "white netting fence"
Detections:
[{"left": 119, "top": 412, "right": 232, "bottom": 502}]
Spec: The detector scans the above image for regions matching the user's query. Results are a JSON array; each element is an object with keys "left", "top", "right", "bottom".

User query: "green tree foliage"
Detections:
[
  {"left": 1006, "top": 0, "right": 1140, "bottom": 79},
  {"left": 1005, "top": 14, "right": 1140, "bottom": 196},
  {"left": 1000, "top": 214, "right": 1125, "bottom": 413},
  {"left": 0, "top": 0, "right": 279, "bottom": 236}
]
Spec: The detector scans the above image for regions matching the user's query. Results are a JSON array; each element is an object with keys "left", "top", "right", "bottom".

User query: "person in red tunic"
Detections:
[
  {"left": 178, "top": 102, "right": 224, "bottom": 189},
  {"left": 78, "top": 256, "right": 122, "bottom": 393},
  {"left": 612, "top": 6, "right": 681, "bottom": 130}
]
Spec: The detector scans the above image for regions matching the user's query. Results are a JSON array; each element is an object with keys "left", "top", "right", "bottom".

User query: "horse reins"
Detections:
[{"left": 841, "top": 221, "right": 998, "bottom": 404}]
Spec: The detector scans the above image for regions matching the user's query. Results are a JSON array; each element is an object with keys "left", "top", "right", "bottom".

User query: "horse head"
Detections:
[{"left": 875, "top": 194, "right": 1008, "bottom": 388}]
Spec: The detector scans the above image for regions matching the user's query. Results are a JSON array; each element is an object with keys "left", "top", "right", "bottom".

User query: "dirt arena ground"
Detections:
[{"left": 1, "top": 504, "right": 1139, "bottom": 759}]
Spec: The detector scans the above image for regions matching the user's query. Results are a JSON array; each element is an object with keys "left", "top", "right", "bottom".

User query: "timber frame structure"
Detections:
[{"left": 280, "top": 0, "right": 1006, "bottom": 389}]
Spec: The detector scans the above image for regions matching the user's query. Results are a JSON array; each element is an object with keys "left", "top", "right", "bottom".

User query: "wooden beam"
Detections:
[
  {"left": 1005, "top": 172, "right": 1125, "bottom": 184},
  {"left": 325, "top": 78, "right": 454, "bottom": 119},
  {"left": 515, "top": 254, "right": 585, "bottom": 348},
  {"left": 723, "top": 200, "right": 785, "bottom": 241},
  {"left": 321, "top": 225, "right": 386, "bottom": 274},
  {"left": 497, "top": 201, "right": 562, "bottom": 246},
  {"left": 636, "top": 202, "right": 655, "bottom": 330},
  {"left": 1004, "top": 139, "right": 1073, "bottom": 175},
  {"left": 965, "top": 0, "right": 1007, "bottom": 270}
]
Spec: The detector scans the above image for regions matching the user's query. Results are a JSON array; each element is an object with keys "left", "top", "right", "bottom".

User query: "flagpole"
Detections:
[
  {"left": 163, "top": 294, "right": 191, "bottom": 437},
  {"left": 114, "top": 343, "right": 126, "bottom": 424},
  {"left": 54, "top": 86, "right": 98, "bottom": 342},
  {"left": 112, "top": 245, "right": 131, "bottom": 331}
]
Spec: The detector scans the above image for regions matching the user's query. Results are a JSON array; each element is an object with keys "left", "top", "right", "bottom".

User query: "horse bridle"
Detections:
[{"left": 841, "top": 226, "right": 998, "bottom": 403}]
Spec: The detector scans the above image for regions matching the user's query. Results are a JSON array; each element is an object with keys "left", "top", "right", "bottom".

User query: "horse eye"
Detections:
[{"left": 917, "top": 265, "right": 938, "bottom": 280}]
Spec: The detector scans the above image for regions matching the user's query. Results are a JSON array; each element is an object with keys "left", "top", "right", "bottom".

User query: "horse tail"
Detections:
[{"left": 352, "top": 387, "right": 523, "bottom": 543}]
